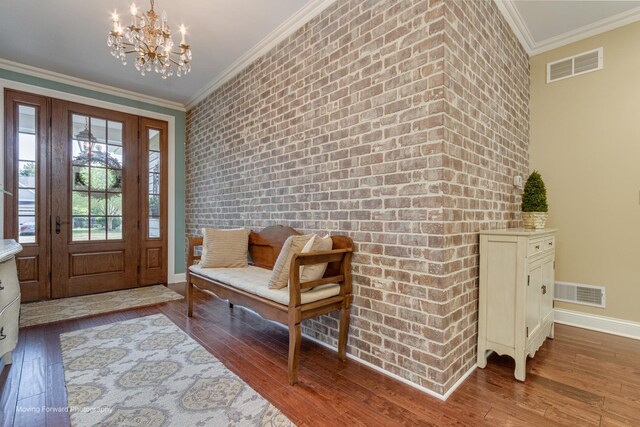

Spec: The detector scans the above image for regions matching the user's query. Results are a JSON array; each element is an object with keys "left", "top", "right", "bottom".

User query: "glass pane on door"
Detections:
[
  {"left": 17, "top": 105, "right": 37, "bottom": 244},
  {"left": 70, "top": 114, "right": 124, "bottom": 241},
  {"left": 148, "top": 129, "right": 161, "bottom": 239}
]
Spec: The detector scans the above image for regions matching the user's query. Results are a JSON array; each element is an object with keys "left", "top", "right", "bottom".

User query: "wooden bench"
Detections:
[{"left": 186, "top": 225, "right": 353, "bottom": 385}]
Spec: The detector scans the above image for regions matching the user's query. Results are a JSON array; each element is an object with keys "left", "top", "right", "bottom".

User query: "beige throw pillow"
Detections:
[
  {"left": 267, "top": 234, "right": 312, "bottom": 289},
  {"left": 299, "top": 234, "right": 333, "bottom": 289},
  {"left": 200, "top": 228, "right": 250, "bottom": 268}
]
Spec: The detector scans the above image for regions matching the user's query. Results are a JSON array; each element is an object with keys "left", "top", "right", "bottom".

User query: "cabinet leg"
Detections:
[
  {"left": 477, "top": 344, "right": 488, "bottom": 368},
  {"left": 514, "top": 350, "right": 526, "bottom": 381},
  {"left": 4, "top": 351, "right": 12, "bottom": 365},
  {"left": 548, "top": 323, "right": 555, "bottom": 339}
]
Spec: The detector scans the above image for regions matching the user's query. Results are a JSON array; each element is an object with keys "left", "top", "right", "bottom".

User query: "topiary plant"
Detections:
[{"left": 521, "top": 171, "right": 548, "bottom": 212}]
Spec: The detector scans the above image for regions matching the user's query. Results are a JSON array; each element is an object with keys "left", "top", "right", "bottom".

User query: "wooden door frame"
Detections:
[
  {"left": 139, "top": 117, "right": 169, "bottom": 285},
  {"left": 3, "top": 89, "right": 50, "bottom": 301},
  {"left": 0, "top": 79, "right": 180, "bottom": 285}
]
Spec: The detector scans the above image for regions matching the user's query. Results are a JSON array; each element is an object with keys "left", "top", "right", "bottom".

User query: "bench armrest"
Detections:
[
  {"left": 288, "top": 249, "right": 353, "bottom": 308},
  {"left": 187, "top": 236, "right": 204, "bottom": 269}
]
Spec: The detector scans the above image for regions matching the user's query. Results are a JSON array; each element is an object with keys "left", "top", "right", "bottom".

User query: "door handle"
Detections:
[
  {"left": 542, "top": 284, "right": 547, "bottom": 295},
  {"left": 0, "top": 327, "right": 5, "bottom": 340},
  {"left": 56, "top": 216, "right": 61, "bottom": 234},
  {"left": 0, "top": 279, "right": 3, "bottom": 290}
]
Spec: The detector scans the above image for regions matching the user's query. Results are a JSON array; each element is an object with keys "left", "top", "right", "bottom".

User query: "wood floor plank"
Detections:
[
  {"left": 12, "top": 393, "right": 45, "bottom": 427},
  {"left": 0, "top": 329, "right": 27, "bottom": 427}
]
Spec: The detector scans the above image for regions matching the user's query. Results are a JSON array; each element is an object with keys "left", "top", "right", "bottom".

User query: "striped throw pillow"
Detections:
[{"left": 200, "top": 228, "right": 250, "bottom": 268}]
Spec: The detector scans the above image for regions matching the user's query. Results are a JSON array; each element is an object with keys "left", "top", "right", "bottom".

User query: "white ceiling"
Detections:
[
  {"left": 2, "top": 1, "right": 640, "bottom": 108},
  {"left": 0, "top": 0, "right": 319, "bottom": 107},
  {"left": 498, "top": 0, "right": 640, "bottom": 55}
]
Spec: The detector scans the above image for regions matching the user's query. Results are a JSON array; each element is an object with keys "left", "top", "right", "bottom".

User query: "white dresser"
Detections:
[
  {"left": 477, "top": 228, "right": 557, "bottom": 381},
  {"left": 0, "top": 239, "right": 22, "bottom": 372}
]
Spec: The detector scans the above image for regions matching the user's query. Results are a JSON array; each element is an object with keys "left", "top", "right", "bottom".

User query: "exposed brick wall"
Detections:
[
  {"left": 437, "top": 0, "right": 530, "bottom": 391},
  {"left": 186, "top": 0, "right": 529, "bottom": 395}
]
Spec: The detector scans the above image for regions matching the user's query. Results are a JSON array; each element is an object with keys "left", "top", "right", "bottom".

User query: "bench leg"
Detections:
[
  {"left": 229, "top": 302, "right": 234, "bottom": 308},
  {"left": 288, "top": 316, "right": 301, "bottom": 385},
  {"left": 187, "top": 281, "right": 194, "bottom": 317},
  {"left": 338, "top": 304, "right": 350, "bottom": 361}
]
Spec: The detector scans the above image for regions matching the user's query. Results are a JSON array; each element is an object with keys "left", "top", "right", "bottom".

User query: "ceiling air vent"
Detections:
[
  {"left": 555, "top": 281, "right": 605, "bottom": 308},
  {"left": 547, "top": 48, "right": 603, "bottom": 83}
]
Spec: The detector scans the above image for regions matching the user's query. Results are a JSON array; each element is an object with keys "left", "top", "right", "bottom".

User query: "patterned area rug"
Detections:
[
  {"left": 60, "top": 314, "right": 293, "bottom": 426},
  {"left": 20, "top": 285, "right": 183, "bottom": 327}
]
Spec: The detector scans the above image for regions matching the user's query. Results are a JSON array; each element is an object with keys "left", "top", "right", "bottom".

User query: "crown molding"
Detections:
[
  {"left": 529, "top": 5, "right": 640, "bottom": 55},
  {"left": 495, "top": 1, "right": 640, "bottom": 57},
  {"left": 0, "top": 58, "right": 186, "bottom": 112},
  {"left": 185, "top": 0, "right": 337, "bottom": 110},
  {"left": 493, "top": 0, "right": 535, "bottom": 54}
]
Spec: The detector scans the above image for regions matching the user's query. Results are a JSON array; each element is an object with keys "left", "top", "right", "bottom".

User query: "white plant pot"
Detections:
[{"left": 522, "top": 212, "right": 548, "bottom": 229}]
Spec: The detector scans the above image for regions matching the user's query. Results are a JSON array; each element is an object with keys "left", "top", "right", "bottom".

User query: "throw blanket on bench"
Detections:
[{"left": 186, "top": 225, "right": 353, "bottom": 385}]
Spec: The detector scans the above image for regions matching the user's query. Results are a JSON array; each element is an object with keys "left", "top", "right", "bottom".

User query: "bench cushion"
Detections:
[{"left": 189, "top": 264, "right": 341, "bottom": 306}]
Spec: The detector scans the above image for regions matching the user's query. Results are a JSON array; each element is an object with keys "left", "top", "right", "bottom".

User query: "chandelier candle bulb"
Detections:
[
  {"left": 112, "top": 11, "right": 119, "bottom": 32},
  {"left": 180, "top": 25, "right": 186, "bottom": 45},
  {"left": 130, "top": 3, "right": 137, "bottom": 25}
]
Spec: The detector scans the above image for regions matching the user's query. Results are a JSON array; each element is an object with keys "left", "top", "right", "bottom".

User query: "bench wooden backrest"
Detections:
[
  {"left": 249, "top": 225, "right": 300, "bottom": 269},
  {"left": 190, "top": 225, "right": 353, "bottom": 278}
]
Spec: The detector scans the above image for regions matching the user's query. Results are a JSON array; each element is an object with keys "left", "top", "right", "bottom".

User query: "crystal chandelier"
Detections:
[{"left": 107, "top": 0, "right": 192, "bottom": 78}]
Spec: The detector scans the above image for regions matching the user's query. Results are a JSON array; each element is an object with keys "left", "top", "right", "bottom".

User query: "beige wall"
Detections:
[{"left": 530, "top": 22, "right": 640, "bottom": 322}]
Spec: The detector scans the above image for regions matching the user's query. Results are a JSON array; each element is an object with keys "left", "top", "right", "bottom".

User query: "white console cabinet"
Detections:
[
  {"left": 0, "top": 240, "right": 22, "bottom": 372},
  {"left": 477, "top": 228, "right": 557, "bottom": 381}
]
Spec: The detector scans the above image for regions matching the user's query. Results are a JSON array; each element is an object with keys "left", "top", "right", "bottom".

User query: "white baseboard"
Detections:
[
  {"left": 301, "top": 332, "right": 474, "bottom": 401},
  {"left": 170, "top": 273, "right": 186, "bottom": 284},
  {"left": 554, "top": 308, "right": 640, "bottom": 340}
]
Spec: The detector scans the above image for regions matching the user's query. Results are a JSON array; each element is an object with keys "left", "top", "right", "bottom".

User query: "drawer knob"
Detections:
[
  {"left": 535, "top": 245, "right": 540, "bottom": 250},
  {"left": 548, "top": 242, "right": 553, "bottom": 246},
  {"left": 0, "top": 327, "right": 5, "bottom": 340}
]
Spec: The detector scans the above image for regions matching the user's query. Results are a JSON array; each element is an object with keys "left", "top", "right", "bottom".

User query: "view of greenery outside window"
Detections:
[{"left": 71, "top": 115, "right": 124, "bottom": 241}]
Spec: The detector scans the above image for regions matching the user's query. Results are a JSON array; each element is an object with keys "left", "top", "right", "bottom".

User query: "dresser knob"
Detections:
[
  {"left": 0, "top": 327, "right": 5, "bottom": 340},
  {"left": 535, "top": 245, "right": 540, "bottom": 250}
]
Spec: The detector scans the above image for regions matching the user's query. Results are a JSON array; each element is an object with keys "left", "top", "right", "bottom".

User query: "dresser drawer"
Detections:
[
  {"left": 528, "top": 239, "right": 545, "bottom": 257},
  {"left": 0, "top": 258, "right": 19, "bottom": 308},
  {"left": 543, "top": 236, "right": 555, "bottom": 252},
  {"left": 0, "top": 296, "right": 20, "bottom": 356}
]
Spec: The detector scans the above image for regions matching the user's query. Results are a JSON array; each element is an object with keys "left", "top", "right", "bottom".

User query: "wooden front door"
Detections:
[
  {"left": 50, "top": 100, "right": 140, "bottom": 298},
  {"left": 3, "top": 90, "right": 168, "bottom": 301}
]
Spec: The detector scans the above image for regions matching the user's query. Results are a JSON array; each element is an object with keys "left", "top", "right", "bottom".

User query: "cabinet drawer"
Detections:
[
  {"left": 0, "top": 296, "right": 20, "bottom": 356},
  {"left": 528, "top": 239, "right": 545, "bottom": 256},
  {"left": 0, "top": 258, "right": 19, "bottom": 309},
  {"left": 543, "top": 236, "right": 555, "bottom": 252}
]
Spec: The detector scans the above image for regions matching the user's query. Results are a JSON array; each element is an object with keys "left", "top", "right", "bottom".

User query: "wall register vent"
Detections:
[
  {"left": 555, "top": 281, "right": 606, "bottom": 308},
  {"left": 547, "top": 48, "right": 603, "bottom": 83}
]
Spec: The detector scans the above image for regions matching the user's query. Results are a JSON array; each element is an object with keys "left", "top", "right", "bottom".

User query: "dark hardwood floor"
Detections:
[{"left": 2, "top": 284, "right": 640, "bottom": 426}]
